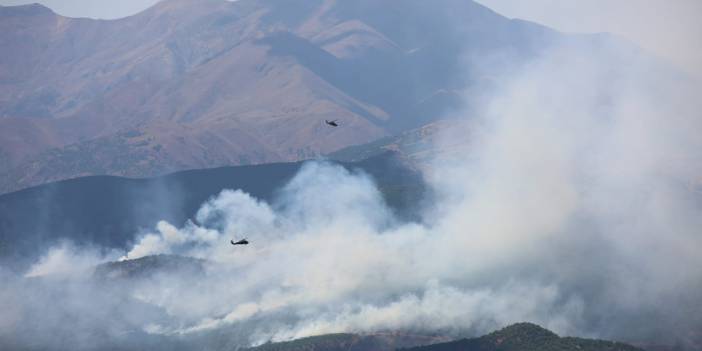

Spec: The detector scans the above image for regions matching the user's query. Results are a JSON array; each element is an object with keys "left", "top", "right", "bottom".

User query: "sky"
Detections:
[
  {"left": 476, "top": 0, "right": 702, "bottom": 77},
  {"left": 1, "top": 0, "right": 699, "bottom": 76},
  {"left": 0, "top": 0, "right": 162, "bottom": 19}
]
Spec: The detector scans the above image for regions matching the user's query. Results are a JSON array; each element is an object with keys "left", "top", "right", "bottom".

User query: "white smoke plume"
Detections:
[
  {"left": 115, "top": 160, "right": 587, "bottom": 343},
  {"left": 2, "top": 35, "right": 701, "bottom": 350},
  {"left": 24, "top": 243, "right": 118, "bottom": 278}
]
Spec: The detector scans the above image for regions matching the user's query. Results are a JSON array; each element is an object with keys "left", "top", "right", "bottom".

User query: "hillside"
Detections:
[
  {"left": 0, "top": 0, "right": 564, "bottom": 194},
  {"left": 242, "top": 323, "right": 643, "bottom": 351},
  {"left": 404, "top": 323, "right": 644, "bottom": 351}
]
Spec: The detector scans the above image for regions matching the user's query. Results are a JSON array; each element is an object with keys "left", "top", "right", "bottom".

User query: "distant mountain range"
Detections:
[
  {"left": 0, "top": 0, "right": 568, "bottom": 194},
  {"left": 0, "top": 152, "right": 426, "bottom": 271}
]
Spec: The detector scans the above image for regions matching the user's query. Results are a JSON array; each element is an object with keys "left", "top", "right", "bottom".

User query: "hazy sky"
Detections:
[
  {"left": 0, "top": 0, "right": 699, "bottom": 75},
  {"left": 476, "top": 0, "right": 702, "bottom": 77}
]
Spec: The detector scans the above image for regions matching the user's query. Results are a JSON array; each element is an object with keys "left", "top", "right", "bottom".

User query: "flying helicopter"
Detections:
[{"left": 231, "top": 238, "right": 249, "bottom": 245}]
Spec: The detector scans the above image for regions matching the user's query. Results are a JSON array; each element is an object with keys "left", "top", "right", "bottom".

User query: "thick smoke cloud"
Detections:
[
  {"left": 2, "top": 36, "right": 701, "bottom": 349},
  {"left": 431, "top": 37, "right": 702, "bottom": 342},
  {"left": 108, "top": 161, "right": 587, "bottom": 344}
]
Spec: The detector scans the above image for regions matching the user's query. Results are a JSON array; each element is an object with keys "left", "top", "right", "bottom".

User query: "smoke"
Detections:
[
  {"left": 24, "top": 243, "right": 121, "bottom": 278},
  {"left": 476, "top": 0, "right": 702, "bottom": 78},
  {"left": 2, "top": 34, "right": 702, "bottom": 350},
  {"left": 440, "top": 37, "right": 702, "bottom": 342},
  {"left": 101, "top": 160, "right": 588, "bottom": 346}
]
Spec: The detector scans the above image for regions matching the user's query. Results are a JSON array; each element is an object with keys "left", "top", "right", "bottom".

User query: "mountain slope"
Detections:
[
  {"left": 404, "top": 323, "right": 644, "bottom": 351},
  {"left": 0, "top": 0, "right": 563, "bottom": 194}
]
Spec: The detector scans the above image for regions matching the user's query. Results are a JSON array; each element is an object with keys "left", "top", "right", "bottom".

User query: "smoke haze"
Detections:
[{"left": 2, "top": 29, "right": 702, "bottom": 351}]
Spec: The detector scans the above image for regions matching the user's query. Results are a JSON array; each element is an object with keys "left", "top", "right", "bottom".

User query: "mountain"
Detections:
[
  {"left": 0, "top": 152, "right": 426, "bottom": 271},
  {"left": 403, "top": 323, "right": 644, "bottom": 351},
  {"left": 249, "top": 323, "right": 646, "bottom": 351},
  {"left": 239, "top": 323, "right": 643, "bottom": 351},
  {"left": 0, "top": 0, "right": 562, "bottom": 194}
]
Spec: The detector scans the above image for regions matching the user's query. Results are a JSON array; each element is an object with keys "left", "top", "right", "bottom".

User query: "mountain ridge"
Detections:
[{"left": 0, "top": 0, "right": 565, "bottom": 194}]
